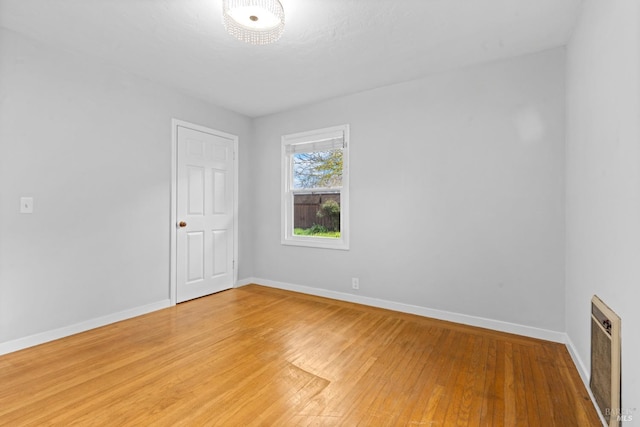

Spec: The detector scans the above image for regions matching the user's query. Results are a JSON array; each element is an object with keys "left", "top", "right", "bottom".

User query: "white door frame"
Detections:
[{"left": 170, "top": 119, "right": 239, "bottom": 306}]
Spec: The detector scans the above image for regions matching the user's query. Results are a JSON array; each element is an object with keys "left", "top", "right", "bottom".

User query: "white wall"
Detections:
[
  {"left": 0, "top": 28, "right": 253, "bottom": 345},
  {"left": 251, "top": 49, "right": 567, "bottom": 332},
  {"left": 566, "top": 0, "right": 640, "bottom": 420}
]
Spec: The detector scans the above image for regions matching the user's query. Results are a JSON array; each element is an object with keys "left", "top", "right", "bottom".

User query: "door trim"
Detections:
[{"left": 170, "top": 119, "right": 239, "bottom": 305}]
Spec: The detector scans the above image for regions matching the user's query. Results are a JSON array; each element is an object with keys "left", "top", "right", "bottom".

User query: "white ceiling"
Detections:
[{"left": 0, "top": 0, "right": 583, "bottom": 117}]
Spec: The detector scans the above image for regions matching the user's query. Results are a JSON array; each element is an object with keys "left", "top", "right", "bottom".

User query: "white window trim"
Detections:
[{"left": 281, "top": 124, "right": 350, "bottom": 250}]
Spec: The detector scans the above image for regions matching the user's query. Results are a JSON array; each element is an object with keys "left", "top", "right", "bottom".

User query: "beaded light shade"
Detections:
[{"left": 222, "top": 0, "right": 285, "bottom": 45}]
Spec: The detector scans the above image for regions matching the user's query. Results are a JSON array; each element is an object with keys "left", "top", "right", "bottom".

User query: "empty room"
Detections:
[{"left": 0, "top": 0, "right": 638, "bottom": 425}]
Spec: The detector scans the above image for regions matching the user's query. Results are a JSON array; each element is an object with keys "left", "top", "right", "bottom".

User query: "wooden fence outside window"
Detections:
[{"left": 293, "top": 193, "right": 340, "bottom": 230}]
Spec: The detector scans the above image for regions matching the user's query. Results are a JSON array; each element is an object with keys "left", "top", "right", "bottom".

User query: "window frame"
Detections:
[{"left": 281, "top": 124, "right": 350, "bottom": 250}]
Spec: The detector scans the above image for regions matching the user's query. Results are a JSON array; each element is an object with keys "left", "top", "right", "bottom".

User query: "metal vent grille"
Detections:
[{"left": 590, "top": 295, "right": 621, "bottom": 427}]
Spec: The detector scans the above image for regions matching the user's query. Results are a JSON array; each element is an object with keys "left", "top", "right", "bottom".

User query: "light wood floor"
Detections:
[{"left": 0, "top": 285, "right": 600, "bottom": 426}]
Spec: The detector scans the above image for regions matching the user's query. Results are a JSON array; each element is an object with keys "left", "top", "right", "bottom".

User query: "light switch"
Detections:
[{"left": 20, "top": 197, "right": 34, "bottom": 214}]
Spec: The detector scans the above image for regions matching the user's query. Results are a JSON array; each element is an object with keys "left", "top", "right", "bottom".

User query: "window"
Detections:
[{"left": 282, "top": 124, "right": 349, "bottom": 250}]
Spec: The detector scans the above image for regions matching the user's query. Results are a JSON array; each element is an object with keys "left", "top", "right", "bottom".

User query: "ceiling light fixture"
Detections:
[{"left": 222, "top": 0, "right": 285, "bottom": 45}]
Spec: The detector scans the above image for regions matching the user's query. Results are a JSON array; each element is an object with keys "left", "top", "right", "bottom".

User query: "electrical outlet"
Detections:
[{"left": 352, "top": 277, "right": 359, "bottom": 290}]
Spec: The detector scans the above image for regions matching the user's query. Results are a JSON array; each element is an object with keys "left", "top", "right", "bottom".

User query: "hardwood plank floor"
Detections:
[{"left": 0, "top": 285, "right": 600, "bottom": 426}]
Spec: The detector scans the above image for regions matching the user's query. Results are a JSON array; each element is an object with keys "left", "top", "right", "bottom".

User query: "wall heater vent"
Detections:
[{"left": 590, "top": 295, "right": 621, "bottom": 427}]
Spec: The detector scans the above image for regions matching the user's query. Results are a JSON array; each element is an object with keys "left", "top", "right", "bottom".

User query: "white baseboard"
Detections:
[
  {"left": 564, "top": 335, "right": 607, "bottom": 426},
  {"left": 565, "top": 334, "right": 590, "bottom": 386},
  {"left": 238, "top": 277, "right": 566, "bottom": 343},
  {"left": 0, "top": 299, "right": 171, "bottom": 356},
  {"left": 235, "top": 277, "right": 255, "bottom": 287}
]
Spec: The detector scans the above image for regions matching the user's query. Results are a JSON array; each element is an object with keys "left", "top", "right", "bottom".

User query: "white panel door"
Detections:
[{"left": 176, "top": 125, "right": 235, "bottom": 303}]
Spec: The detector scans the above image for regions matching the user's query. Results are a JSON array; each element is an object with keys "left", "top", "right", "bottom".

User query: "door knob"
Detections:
[{"left": 178, "top": 221, "right": 187, "bottom": 228}]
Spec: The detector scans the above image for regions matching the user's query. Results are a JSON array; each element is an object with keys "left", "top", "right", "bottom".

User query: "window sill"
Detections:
[{"left": 281, "top": 236, "right": 349, "bottom": 251}]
